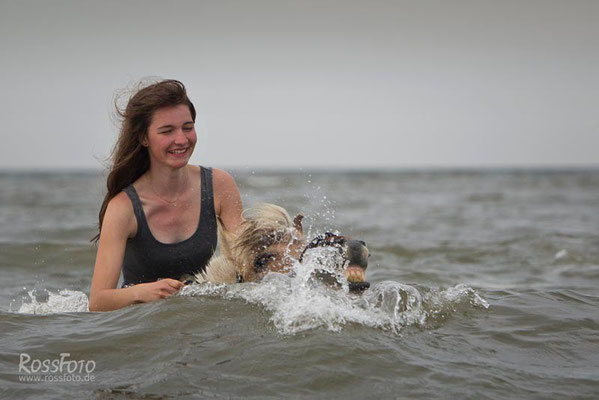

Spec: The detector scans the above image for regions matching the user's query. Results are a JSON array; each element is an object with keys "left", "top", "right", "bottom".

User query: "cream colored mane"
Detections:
[{"left": 194, "top": 203, "right": 300, "bottom": 284}]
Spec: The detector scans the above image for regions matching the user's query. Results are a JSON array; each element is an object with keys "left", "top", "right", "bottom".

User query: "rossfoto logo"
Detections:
[{"left": 18, "top": 353, "right": 96, "bottom": 383}]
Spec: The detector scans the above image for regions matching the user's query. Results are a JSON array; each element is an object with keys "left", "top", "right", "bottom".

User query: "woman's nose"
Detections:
[{"left": 173, "top": 129, "right": 188, "bottom": 144}]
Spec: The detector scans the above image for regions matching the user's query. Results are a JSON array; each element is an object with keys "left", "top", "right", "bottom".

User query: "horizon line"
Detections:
[{"left": 1, "top": 164, "right": 598, "bottom": 174}]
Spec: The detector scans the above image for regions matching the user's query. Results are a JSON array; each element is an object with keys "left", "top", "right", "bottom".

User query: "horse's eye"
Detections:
[{"left": 255, "top": 253, "right": 275, "bottom": 272}]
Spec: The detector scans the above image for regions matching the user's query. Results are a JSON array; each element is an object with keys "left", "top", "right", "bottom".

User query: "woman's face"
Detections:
[{"left": 144, "top": 104, "right": 197, "bottom": 169}]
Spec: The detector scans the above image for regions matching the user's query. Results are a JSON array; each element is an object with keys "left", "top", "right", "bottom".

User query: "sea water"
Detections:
[{"left": 1, "top": 169, "right": 598, "bottom": 399}]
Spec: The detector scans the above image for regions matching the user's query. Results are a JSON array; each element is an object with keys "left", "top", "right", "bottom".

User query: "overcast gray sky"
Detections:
[{"left": 1, "top": 0, "right": 597, "bottom": 169}]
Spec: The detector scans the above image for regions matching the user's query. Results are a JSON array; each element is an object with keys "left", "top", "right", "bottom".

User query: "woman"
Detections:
[{"left": 89, "top": 80, "right": 242, "bottom": 311}]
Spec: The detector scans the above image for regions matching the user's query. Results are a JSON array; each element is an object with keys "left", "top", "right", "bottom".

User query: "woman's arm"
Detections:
[
  {"left": 89, "top": 192, "right": 183, "bottom": 311},
  {"left": 213, "top": 168, "right": 243, "bottom": 234}
]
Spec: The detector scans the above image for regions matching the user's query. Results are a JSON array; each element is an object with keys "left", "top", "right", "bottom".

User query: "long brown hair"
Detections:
[{"left": 93, "top": 79, "right": 196, "bottom": 242}]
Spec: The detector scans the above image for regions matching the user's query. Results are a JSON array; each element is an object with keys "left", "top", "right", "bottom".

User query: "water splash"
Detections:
[
  {"left": 303, "top": 175, "right": 337, "bottom": 234},
  {"left": 180, "top": 256, "right": 489, "bottom": 335},
  {"left": 12, "top": 288, "right": 89, "bottom": 314}
]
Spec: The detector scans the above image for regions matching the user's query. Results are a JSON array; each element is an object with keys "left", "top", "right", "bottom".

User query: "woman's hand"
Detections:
[{"left": 132, "top": 279, "right": 185, "bottom": 303}]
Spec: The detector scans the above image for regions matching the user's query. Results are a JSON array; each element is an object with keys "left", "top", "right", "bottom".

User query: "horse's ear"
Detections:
[{"left": 293, "top": 214, "right": 304, "bottom": 235}]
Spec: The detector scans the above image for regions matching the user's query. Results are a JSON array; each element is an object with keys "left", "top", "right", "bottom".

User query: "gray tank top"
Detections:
[{"left": 121, "top": 166, "right": 217, "bottom": 286}]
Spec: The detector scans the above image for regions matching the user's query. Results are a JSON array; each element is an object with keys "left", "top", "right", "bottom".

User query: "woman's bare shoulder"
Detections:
[
  {"left": 212, "top": 168, "right": 236, "bottom": 187},
  {"left": 107, "top": 191, "right": 134, "bottom": 213},
  {"left": 211, "top": 168, "right": 242, "bottom": 231},
  {"left": 212, "top": 168, "right": 241, "bottom": 201},
  {"left": 104, "top": 191, "right": 137, "bottom": 237}
]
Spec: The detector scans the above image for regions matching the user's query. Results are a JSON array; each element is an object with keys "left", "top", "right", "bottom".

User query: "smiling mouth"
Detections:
[{"left": 168, "top": 148, "right": 189, "bottom": 156}]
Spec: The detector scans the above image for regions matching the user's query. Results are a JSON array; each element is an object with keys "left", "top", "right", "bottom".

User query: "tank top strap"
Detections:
[
  {"left": 122, "top": 184, "right": 149, "bottom": 239},
  {"left": 199, "top": 166, "right": 217, "bottom": 226}
]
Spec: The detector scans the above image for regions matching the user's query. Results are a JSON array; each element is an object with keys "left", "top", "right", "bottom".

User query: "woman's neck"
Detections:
[{"left": 145, "top": 165, "right": 190, "bottom": 197}]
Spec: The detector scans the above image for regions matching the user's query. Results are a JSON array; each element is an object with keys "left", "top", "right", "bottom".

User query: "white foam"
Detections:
[
  {"left": 181, "top": 255, "right": 490, "bottom": 335},
  {"left": 14, "top": 289, "right": 89, "bottom": 314},
  {"left": 554, "top": 249, "right": 568, "bottom": 260}
]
